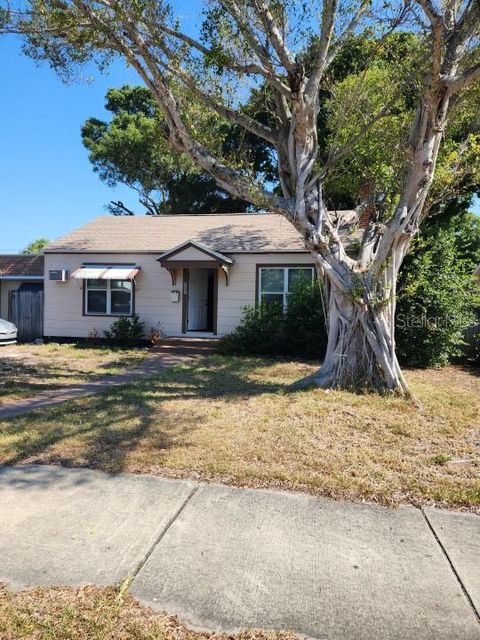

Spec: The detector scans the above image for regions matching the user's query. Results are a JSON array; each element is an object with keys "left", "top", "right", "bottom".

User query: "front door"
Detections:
[{"left": 185, "top": 268, "right": 216, "bottom": 332}]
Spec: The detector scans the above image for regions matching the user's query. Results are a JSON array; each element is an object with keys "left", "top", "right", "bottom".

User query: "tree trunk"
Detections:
[{"left": 294, "top": 258, "right": 410, "bottom": 395}]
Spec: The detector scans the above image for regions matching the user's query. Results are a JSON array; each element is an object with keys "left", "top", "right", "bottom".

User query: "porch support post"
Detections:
[
  {"left": 166, "top": 267, "right": 177, "bottom": 286},
  {"left": 221, "top": 264, "right": 230, "bottom": 286}
]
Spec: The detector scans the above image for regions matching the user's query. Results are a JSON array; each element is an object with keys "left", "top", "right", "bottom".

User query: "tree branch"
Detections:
[
  {"left": 220, "top": 0, "right": 293, "bottom": 100},
  {"left": 73, "top": 0, "right": 286, "bottom": 214},
  {"left": 306, "top": 0, "right": 375, "bottom": 102},
  {"left": 154, "top": 40, "right": 279, "bottom": 144},
  {"left": 415, "top": 0, "right": 442, "bottom": 24},
  {"left": 304, "top": 0, "right": 337, "bottom": 101},
  {"left": 309, "top": 88, "right": 402, "bottom": 190},
  {"left": 109, "top": 200, "right": 136, "bottom": 215},
  {"left": 251, "top": 0, "right": 295, "bottom": 72},
  {"left": 416, "top": 0, "right": 444, "bottom": 86},
  {"left": 443, "top": 62, "right": 480, "bottom": 94},
  {"left": 156, "top": 21, "right": 289, "bottom": 91}
]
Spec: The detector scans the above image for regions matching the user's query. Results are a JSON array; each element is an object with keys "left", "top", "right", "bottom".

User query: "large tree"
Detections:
[
  {"left": 84, "top": 35, "right": 480, "bottom": 218},
  {"left": 82, "top": 85, "right": 275, "bottom": 214},
  {"left": 2, "top": 0, "right": 479, "bottom": 393}
]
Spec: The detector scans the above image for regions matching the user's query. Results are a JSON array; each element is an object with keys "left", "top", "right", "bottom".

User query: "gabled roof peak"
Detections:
[{"left": 158, "top": 240, "right": 234, "bottom": 265}]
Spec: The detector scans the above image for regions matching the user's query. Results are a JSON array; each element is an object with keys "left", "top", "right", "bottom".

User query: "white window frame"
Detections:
[
  {"left": 85, "top": 279, "right": 133, "bottom": 316},
  {"left": 258, "top": 266, "right": 314, "bottom": 311}
]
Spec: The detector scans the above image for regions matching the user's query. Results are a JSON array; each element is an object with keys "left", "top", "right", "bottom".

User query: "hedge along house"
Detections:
[{"left": 43, "top": 213, "right": 354, "bottom": 340}]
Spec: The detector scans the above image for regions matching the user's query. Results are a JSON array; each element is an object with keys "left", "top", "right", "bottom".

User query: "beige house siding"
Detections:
[
  {"left": 44, "top": 253, "right": 178, "bottom": 338},
  {"left": 0, "top": 279, "right": 26, "bottom": 320},
  {"left": 216, "top": 253, "right": 314, "bottom": 335},
  {"left": 44, "top": 252, "right": 313, "bottom": 338}
]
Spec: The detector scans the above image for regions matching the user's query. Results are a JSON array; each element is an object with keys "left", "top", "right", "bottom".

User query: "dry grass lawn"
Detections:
[
  {"left": 0, "top": 355, "right": 478, "bottom": 510},
  {"left": 0, "top": 343, "right": 148, "bottom": 404},
  {"left": 0, "top": 583, "right": 295, "bottom": 640}
]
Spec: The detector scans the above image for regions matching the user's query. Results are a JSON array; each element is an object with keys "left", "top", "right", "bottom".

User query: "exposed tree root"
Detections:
[
  {"left": 290, "top": 284, "right": 414, "bottom": 397},
  {"left": 290, "top": 367, "right": 414, "bottom": 398}
]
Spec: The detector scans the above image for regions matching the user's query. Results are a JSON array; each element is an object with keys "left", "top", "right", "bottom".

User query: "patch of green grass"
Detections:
[
  {"left": 430, "top": 453, "right": 452, "bottom": 466},
  {"left": 0, "top": 356, "right": 479, "bottom": 510}
]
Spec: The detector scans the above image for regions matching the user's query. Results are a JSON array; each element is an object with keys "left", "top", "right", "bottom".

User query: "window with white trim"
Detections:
[
  {"left": 258, "top": 266, "right": 314, "bottom": 310},
  {"left": 85, "top": 279, "right": 133, "bottom": 315}
]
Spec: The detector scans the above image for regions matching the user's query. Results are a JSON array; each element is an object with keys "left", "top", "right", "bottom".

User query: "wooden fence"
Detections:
[{"left": 8, "top": 289, "right": 44, "bottom": 342}]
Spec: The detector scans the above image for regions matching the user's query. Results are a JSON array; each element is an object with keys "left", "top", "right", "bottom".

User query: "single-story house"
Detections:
[
  {"left": 0, "top": 254, "right": 45, "bottom": 321},
  {"left": 43, "top": 213, "right": 328, "bottom": 339}
]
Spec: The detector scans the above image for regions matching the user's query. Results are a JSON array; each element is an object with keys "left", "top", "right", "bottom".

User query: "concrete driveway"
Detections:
[{"left": 0, "top": 464, "right": 478, "bottom": 640}]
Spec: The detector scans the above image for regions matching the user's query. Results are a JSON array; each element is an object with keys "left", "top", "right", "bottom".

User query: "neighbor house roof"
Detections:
[
  {"left": 0, "top": 254, "right": 45, "bottom": 279},
  {"left": 44, "top": 213, "right": 354, "bottom": 254}
]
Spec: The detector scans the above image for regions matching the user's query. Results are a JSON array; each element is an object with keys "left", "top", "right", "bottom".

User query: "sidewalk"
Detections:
[{"left": 0, "top": 464, "right": 478, "bottom": 640}]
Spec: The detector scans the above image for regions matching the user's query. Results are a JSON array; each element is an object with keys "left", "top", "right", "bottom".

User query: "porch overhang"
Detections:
[{"left": 158, "top": 241, "right": 233, "bottom": 286}]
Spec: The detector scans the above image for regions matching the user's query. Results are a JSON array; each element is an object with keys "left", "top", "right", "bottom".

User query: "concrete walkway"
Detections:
[
  {"left": 0, "top": 464, "right": 478, "bottom": 640},
  {"left": 0, "top": 351, "right": 191, "bottom": 420}
]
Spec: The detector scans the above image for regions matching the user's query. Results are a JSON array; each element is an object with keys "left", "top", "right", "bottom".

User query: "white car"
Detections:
[{"left": 0, "top": 318, "right": 17, "bottom": 345}]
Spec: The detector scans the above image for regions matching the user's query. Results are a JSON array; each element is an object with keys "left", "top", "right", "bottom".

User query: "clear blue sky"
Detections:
[
  {"left": 0, "top": 0, "right": 200, "bottom": 253},
  {"left": 0, "top": 39, "right": 142, "bottom": 253},
  {"left": 0, "top": 5, "right": 478, "bottom": 253}
]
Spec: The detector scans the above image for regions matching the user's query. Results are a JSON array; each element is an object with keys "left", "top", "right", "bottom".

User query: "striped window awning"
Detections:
[{"left": 71, "top": 265, "right": 140, "bottom": 280}]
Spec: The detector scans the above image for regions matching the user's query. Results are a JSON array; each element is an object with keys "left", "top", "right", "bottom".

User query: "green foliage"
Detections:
[
  {"left": 321, "top": 33, "right": 480, "bottom": 216},
  {"left": 219, "top": 302, "right": 284, "bottom": 356},
  {"left": 475, "top": 327, "right": 480, "bottom": 365},
  {"left": 220, "top": 279, "right": 327, "bottom": 359},
  {"left": 5, "top": 5, "right": 479, "bottom": 223},
  {"left": 473, "top": 330, "right": 480, "bottom": 367},
  {"left": 449, "top": 212, "right": 480, "bottom": 270},
  {"left": 79, "top": 36, "right": 479, "bottom": 221},
  {"left": 82, "top": 85, "right": 274, "bottom": 215},
  {"left": 104, "top": 314, "right": 145, "bottom": 347},
  {"left": 315, "top": 33, "right": 419, "bottom": 210},
  {"left": 396, "top": 223, "right": 478, "bottom": 368},
  {"left": 430, "top": 453, "right": 451, "bottom": 466},
  {"left": 22, "top": 238, "right": 49, "bottom": 254},
  {"left": 282, "top": 278, "right": 328, "bottom": 358},
  {"left": 325, "top": 65, "right": 412, "bottom": 214},
  {"left": 430, "top": 133, "right": 480, "bottom": 214}
]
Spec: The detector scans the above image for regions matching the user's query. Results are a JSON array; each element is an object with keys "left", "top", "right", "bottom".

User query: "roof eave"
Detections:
[
  {"left": 0, "top": 275, "right": 44, "bottom": 281},
  {"left": 44, "top": 248, "right": 308, "bottom": 255}
]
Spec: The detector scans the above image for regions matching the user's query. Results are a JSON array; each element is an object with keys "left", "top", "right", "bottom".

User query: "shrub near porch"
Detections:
[{"left": 0, "top": 356, "right": 478, "bottom": 511}]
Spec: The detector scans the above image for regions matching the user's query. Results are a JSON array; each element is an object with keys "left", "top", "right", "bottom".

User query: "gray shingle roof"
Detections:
[
  {"left": 0, "top": 254, "right": 45, "bottom": 277},
  {"left": 44, "top": 213, "right": 352, "bottom": 254}
]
